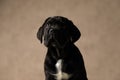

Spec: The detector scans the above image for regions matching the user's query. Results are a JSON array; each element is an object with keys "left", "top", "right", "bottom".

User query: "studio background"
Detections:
[{"left": 0, "top": 0, "right": 120, "bottom": 80}]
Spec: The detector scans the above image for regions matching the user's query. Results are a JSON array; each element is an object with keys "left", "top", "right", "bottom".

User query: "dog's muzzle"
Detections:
[{"left": 44, "top": 28, "right": 69, "bottom": 48}]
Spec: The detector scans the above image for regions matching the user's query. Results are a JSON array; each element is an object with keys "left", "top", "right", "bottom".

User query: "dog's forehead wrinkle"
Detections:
[
  {"left": 51, "top": 25, "right": 59, "bottom": 29},
  {"left": 49, "top": 26, "right": 66, "bottom": 31}
]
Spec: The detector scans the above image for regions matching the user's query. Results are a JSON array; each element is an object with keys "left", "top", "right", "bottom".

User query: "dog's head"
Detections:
[{"left": 37, "top": 16, "right": 81, "bottom": 48}]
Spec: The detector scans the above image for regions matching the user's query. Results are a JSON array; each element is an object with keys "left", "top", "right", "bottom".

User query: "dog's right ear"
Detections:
[
  {"left": 37, "top": 17, "right": 51, "bottom": 43},
  {"left": 37, "top": 27, "right": 44, "bottom": 43}
]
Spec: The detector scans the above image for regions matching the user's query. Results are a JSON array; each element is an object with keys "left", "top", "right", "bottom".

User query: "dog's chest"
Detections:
[{"left": 54, "top": 59, "right": 72, "bottom": 80}]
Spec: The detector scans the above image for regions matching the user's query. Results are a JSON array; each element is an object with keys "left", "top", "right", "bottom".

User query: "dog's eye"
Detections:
[{"left": 49, "top": 29, "right": 54, "bottom": 34}]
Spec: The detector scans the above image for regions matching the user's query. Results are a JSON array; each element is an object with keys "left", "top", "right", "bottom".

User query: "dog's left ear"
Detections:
[{"left": 68, "top": 20, "right": 81, "bottom": 43}]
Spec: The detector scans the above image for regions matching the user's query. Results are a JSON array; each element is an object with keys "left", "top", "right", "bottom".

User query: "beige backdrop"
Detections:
[{"left": 0, "top": 0, "right": 120, "bottom": 80}]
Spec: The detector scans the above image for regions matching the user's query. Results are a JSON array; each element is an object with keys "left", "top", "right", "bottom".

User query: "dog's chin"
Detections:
[
  {"left": 51, "top": 43, "right": 66, "bottom": 49},
  {"left": 44, "top": 40, "right": 66, "bottom": 49}
]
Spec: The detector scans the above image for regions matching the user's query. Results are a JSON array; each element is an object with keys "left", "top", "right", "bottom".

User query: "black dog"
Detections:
[{"left": 37, "top": 16, "right": 88, "bottom": 80}]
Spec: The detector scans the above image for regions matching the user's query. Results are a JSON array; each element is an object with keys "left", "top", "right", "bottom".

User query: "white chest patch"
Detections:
[{"left": 55, "top": 59, "right": 71, "bottom": 80}]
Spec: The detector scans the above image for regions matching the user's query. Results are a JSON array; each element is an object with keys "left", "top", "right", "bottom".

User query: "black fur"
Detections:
[{"left": 37, "top": 16, "right": 88, "bottom": 80}]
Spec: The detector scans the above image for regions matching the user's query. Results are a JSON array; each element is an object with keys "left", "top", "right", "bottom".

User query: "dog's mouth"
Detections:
[{"left": 44, "top": 35, "right": 68, "bottom": 49}]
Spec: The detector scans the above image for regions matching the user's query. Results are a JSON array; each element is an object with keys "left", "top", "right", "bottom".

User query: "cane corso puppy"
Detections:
[{"left": 37, "top": 16, "right": 88, "bottom": 80}]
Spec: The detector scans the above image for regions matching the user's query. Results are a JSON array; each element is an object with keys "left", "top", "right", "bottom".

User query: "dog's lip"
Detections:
[
  {"left": 44, "top": 35, "right": 69, "bottom": 48},
  {"left": 44, "top": 39, "right": 62, "bottom": 48},
  {"left": 44, "top": 38, "right": 56, "bottom": 47},
  {"left": 52, "top": 39, "right": 68, "bottom": 49}
]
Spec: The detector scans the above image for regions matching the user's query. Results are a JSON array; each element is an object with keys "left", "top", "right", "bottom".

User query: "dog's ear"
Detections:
[
  {"left": 37, "top": 17, "right": 51, "bottom": 43},
  {"left": 68, "top": 20, "right": 81, "bottom": 43},
  {"left": 37, "top": 27, "right": 44, "bottom": 43}
]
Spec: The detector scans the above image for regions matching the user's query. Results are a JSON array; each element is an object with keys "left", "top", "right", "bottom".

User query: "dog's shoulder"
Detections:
[{"left": 66, "top": 43, "right": 80, "bottom": 52}]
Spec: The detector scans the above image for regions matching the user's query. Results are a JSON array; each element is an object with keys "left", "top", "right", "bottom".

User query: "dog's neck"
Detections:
[{"left": 55, "top": 47, "right": 63, "bottom": 58}]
